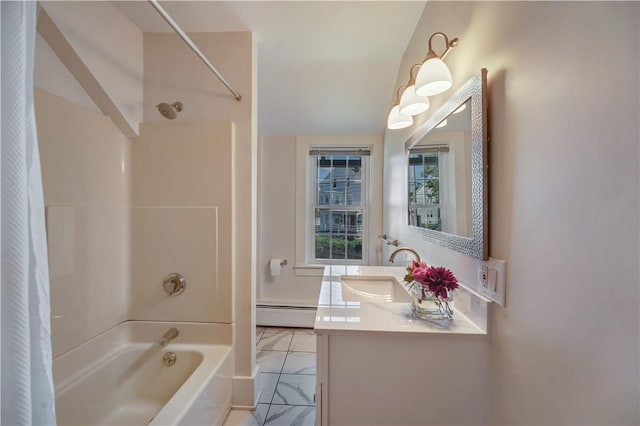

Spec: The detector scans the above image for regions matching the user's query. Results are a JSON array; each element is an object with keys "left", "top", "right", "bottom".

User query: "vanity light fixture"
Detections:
[
  {"left": 387, "top": 32, "right": 458, "bottom": 130},
  {"left": 415, "top": 32, "right": 459, "bottom": 97},
  {"left": 399, "top": 64, "right": 430, "bottom": 116},
  {"left": 387, "top": 87, "right": 414, "bottom": 130}
]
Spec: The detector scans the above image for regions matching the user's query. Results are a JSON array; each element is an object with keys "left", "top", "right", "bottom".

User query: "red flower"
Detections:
[
  {"left": 421, "top": 266, "right": 459, "bottom": 300},
  {"left": 405, "top": 262, "right": 458, "bottom": 300}
]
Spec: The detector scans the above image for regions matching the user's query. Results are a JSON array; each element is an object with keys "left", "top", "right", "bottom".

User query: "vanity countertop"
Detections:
[{"left": 314, "top": 265, "right": 488, "bottom": 336}]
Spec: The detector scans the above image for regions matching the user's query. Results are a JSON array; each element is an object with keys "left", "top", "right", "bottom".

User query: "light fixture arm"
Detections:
[
  {"left": 426, "top": 32, "right": 459, "bottom": 61},
  {"left": 394, "top": 85, "right": 407, "bottom": 105},
  {"left": 406, "top": 63, "right": 422, "bottom": 85}
]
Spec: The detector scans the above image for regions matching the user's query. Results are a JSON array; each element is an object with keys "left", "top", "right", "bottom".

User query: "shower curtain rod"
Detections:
[{"left": 147, "top": 0, "right": 242, "bottom": 101}]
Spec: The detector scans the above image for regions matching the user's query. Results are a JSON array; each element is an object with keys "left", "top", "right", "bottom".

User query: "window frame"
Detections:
[
  {"left": 307, "top": 153, "right": 370, "bottom": 265},
  {"left": 408, "top": 149, "right": 449, "bottom": 231},
  {"left": 294, "top": 136, "right": 383, "bottom": 277}
]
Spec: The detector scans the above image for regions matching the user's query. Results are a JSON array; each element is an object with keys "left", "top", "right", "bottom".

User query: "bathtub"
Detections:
[{"left": 53, "top": 321, "right": 233, "bottom": 426}]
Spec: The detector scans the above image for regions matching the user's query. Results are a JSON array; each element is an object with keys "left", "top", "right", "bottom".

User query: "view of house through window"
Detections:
[
  {"left": 312, "top": 153, "right": 367, "bottom": 262},
  {"left": 408, "top": 151, "right": 443, "bottom": 231}
]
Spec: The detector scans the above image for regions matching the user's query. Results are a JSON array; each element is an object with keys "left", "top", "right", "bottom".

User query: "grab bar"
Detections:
[{"left": 378, "top": 234, "right": 399, "bottom": 247}]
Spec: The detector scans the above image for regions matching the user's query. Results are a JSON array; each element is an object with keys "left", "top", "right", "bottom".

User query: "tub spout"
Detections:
[{"left": 159, "top": 327, "right": 179, "bottom": 347}]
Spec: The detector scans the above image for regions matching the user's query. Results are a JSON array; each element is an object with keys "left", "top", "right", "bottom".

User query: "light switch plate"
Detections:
[{"left": 477, "top": 257, "right": 506, "bottom": 306}]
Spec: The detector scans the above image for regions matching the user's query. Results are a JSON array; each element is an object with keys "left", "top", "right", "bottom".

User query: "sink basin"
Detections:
[{"left": 340, "top": 275, "right": 412, "bottom": 303}]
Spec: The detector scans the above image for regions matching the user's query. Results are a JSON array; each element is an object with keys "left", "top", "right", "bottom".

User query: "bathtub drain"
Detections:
[{"left": 163, "top": 352, "right": 177, "bottom": 366}]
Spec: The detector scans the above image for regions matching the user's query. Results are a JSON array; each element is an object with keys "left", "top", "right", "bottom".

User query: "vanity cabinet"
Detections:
[{"left": 314, "top": 265, "right": 491, "bottom": 426}]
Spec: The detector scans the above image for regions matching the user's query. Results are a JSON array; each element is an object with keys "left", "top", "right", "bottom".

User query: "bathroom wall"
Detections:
[
  {"left": 34, "top": 33, "right": 99, "bottom": 113},
  {"left": 36, "top": 89, "right": 132, "bottom": 357},
  {"left": 258, "top": 136, "right": 322, "bottom": 305},
  {"left": 143, "top": 32, "right": 258, "bottom": 406},
  {"left": 257, "top": 135, "right": 384, "bottom": 306},
  {"left": 384, "top": 2, "right": 639, "bottom": 424},
  {"left": 39, "top": 1, "right": 143, "bottom": 137}
]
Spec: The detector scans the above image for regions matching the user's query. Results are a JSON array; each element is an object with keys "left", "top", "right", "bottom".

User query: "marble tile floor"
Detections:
[{"left": 223, "top": 327, "right": 316, "bottom": 426}]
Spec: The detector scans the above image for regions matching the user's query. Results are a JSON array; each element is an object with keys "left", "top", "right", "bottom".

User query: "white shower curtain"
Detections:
[{"left": 1, "top": 1, "right": 57, "bottom": 425}]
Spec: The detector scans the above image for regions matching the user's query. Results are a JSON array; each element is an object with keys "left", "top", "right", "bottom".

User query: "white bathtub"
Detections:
[{"left": 53, "top": 321, "right": 233, "bottom": 426}]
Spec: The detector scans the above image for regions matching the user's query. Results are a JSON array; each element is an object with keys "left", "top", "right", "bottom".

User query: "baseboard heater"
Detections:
[{"left": 256, "top": 304, "right": 317, "bottom": 328}]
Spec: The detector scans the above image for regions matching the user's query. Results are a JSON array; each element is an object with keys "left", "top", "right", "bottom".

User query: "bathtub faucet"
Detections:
[{"left": 159, "top": 327, "right": 180, "bottom": 347}]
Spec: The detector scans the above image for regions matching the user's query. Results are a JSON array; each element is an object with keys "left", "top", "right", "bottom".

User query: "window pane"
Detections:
[
  {"left": 425, "top": 179, "right": 439, "bottom": 204},
  {"left": 318, "top": 156, "right": 332, "bottom": 183},
  {"left": 315, "top": 209, "right": 331, "bottom": 233},
  {"left": 330, "top": 211, "right": 346, "bottom": 233},
  {"left": 346, "top": 182, "right": 361, "bottom": 205},
  {"left": 408, "top": 181, "right": 417, "bottom": 203},
  {"left": 408, "top": 164, "right": 416, "bottom": 180},
  {"left": 345, "top": 211, "right": 362, "bottom": 235},
  {"left": 318, "top": 183, "right": 331, "bottom": 205},
  {"left": 415, "top": 182, "right": 425, "bottom": 205},
  {"left": 333, "top": 167, "right": 346, "bottom": 180},
  {"left": 331, "top": 236, "right": 346, "bottom": 260},
  {"left": 315, "top": 234, "right": 331, "bottom": 259},
  {"left": 416, "top": 207, "right": 441, "bottom": 231},
  {"left": 347, "top": 236, "right": 362, "bottom": 260},
  {"left": 332, "top": 180, "right": 346, "bottom": 205},
  {"left": 414, "top": 164, "right": 424, "bottom": 180},
  {"left": 348, "top": 157, "right": 362, "bottom": 179},
  {"left": 311, "top": 153, "right": 366, "bottom": 263}
]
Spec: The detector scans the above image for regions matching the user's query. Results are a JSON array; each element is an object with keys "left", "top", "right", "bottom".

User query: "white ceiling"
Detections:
[{"left": 113, "top": 1, "right": 426, "bottom": 136}]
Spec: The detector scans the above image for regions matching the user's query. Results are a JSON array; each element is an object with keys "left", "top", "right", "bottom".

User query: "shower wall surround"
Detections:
[
  {"left": 130, "top": 122, "right": 234, "bottom": 323},
  {"left": 36, "top": 89, "right": 132, "bottom": 357},
  {"left": 37, "top": 94, "right": 235, "bottom": 353},
  {"left": 37, "top": 19, "right": 257, "bottom": 405},
  {"left": 143, "top": 32, "right": 258, "bottom": 407}
]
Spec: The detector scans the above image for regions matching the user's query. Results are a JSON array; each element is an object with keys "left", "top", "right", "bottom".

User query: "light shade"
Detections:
[
  {"left": 436, "top": 118, "right": 448, "bottom": 129},
  {"left": 453, "top": 103, "right": 466, "bottom": 114},
  {"left": 387, "top": 105, "right": 413, "bottom": 129},
  {"left": 399, "top": 85, "right": 430, "bottom": 116},
  {"left": 415, "top": 56, "right": 452, "bottom": 97}
]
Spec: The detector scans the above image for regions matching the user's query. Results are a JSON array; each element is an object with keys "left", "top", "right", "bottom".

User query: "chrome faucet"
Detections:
[
  {"left": 388, "top": 247, "right": 421, "bottom": 264},
  {"left": 159, "top": 327, "right": 180, "bottom": 347}
]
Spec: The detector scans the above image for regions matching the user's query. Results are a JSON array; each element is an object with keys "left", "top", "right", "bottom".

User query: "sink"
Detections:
[{"left": 340, "top": 275, "right": 412, "bottom": 303}]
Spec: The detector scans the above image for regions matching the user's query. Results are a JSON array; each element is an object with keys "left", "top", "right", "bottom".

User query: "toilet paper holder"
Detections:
[
  {"left": 269, "top": 258, "right": 287, "bottom": 266},
  {"left": 269, "top": 258, "right": 287, "bottom": 276}
]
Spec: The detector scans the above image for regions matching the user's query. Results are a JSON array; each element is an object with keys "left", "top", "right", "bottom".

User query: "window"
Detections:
[
  {"left": 295, "top": 137, "right": 382, "bottom": 276},
  {"left": 311, "top": 152, "right": 368, "bottom": 263},
  {"left": 408, "top": 147, "right": 449, "bottom": 231}
]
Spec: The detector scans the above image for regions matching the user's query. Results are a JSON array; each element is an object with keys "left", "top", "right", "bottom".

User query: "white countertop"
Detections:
[{"left": 313, "top": 265, "right": 487, "bottom": 336}]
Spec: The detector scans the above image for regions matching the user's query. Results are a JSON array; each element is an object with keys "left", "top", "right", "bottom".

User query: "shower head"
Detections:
[{"left": 156, "top": 101, "right": 183, "bottom": 120}]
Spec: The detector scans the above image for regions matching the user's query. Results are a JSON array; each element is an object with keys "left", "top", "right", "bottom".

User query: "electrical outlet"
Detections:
[
  {"left": 480, "top": 266, "right": 489, "bottom": 288},
  {"left": 477, "top": 258, "right": 506, "bottom": 306}
]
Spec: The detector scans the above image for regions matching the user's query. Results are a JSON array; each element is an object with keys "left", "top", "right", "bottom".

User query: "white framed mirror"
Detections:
[{"left": 404, "top": 69, "right": 488, "bottom": 260}]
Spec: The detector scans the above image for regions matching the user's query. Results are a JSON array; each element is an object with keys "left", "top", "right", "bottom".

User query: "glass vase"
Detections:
[{"left": 410, "top": 283, "right": 454, "bottom": 320}]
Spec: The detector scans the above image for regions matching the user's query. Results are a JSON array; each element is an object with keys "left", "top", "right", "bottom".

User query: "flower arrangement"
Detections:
[
  {"left": 404, "top": 261, "right": 459, "bottom": 320},
  {"left": 404, "top": 261, "right": 459, "bottom": 299}
]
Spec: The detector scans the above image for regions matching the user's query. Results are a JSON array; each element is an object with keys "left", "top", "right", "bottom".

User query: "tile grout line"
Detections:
[
  {"left": 264, "top": 329, "right": 294, "bottom": 425},
  {"left": 259, "top": 328, "right": 316, "bottom": 425}
]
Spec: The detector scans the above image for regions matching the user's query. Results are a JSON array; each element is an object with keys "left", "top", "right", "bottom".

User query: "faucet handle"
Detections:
[{"left": 163, "top": 273, "right": 186, "bottom": 296}]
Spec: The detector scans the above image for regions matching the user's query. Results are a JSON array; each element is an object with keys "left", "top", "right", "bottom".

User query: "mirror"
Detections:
[{"left": 405, "top": 69, "right": 488, "bottom": 260}]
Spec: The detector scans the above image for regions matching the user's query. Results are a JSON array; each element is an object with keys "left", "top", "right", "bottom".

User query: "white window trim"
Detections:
[
  {"left": 295, "top": 136, "right": 383, "bottom": 277},
  {"left": 307, "top": 154, "right": 370, "bottom": 265}
]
